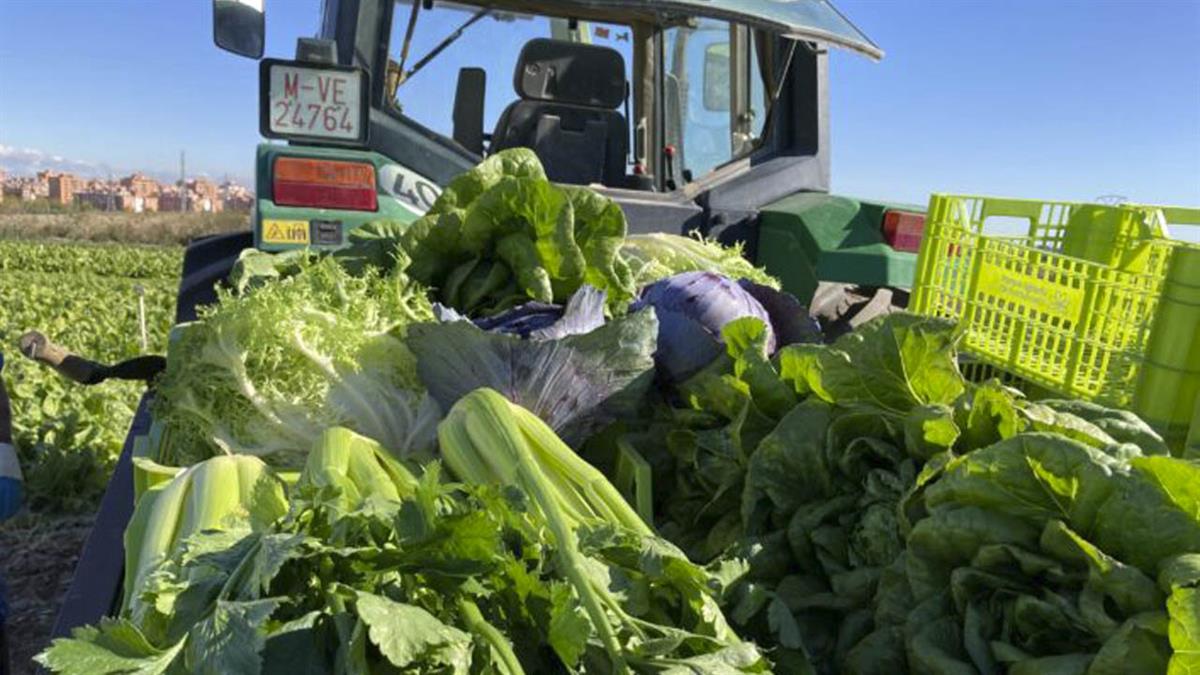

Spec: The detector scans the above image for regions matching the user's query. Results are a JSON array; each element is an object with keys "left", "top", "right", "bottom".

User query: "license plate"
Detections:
[{"left": 262, "top": 60, "right": 367, "bottom": 143}]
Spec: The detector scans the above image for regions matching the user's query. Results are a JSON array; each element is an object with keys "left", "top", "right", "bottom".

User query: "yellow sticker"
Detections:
[{"left": 262, "top": 219, "right": 310, "bottom": 245}]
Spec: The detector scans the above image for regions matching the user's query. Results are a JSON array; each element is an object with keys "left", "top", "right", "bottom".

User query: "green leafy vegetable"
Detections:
[
  {"left": 153, "top": 256, "right": 437, "bottom": 466},
  {"left": 621, "top": 232, "right": 779, "bottom": 289},
  {"left": 41, "top": 404, "right": 767, "bottom": 674},
  {"left": 399, "top": 148, "right": 635, "bottom": 313}
]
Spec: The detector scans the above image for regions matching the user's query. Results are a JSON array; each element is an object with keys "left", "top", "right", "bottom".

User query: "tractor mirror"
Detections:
[
  {"left": 703, "top": 43, "right": 730, "bottom": 112},
  {"left": 213, "top": 0, "right": 265, "bottom": 59},
  {"left": 453, "top": 67, "right": 487, "bottom": 154}
]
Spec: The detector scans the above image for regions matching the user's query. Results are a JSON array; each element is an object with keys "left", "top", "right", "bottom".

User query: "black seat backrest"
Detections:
[{"left": 491, "top": 38, "right": 628, "bottom": 187}]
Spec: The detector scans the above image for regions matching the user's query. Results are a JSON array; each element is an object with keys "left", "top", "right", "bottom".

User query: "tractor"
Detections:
[{"left": 52, "top": 0, "right": 927, "bottom": 634}]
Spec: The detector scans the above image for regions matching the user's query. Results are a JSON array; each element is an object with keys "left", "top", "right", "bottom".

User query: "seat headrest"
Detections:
[{"left": 514, "top": 38, "right": 625, "bottom": 110}]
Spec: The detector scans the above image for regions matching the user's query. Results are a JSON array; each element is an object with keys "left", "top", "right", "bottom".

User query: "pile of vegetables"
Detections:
[
  {"left": 36, "top": 150, "right": 1200, "bottom": 674},
  {"left": 41, "top": 413, "right": 767, "bottom": 674},
  {"left": 617, "top": 313, "right": 1199, "bottom": 674}
]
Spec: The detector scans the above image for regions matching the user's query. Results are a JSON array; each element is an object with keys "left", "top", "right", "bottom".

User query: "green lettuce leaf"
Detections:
[
  {"left": 397, "top": 149, "right": 635, "bottom": 313},
  {"left": 561, "top": 185, "right": 634, "bottom": 306},
  {"left": 1093, "top": 456, "right": 1200, "bottom": 575},
  {"left": 779, "top": 314, "right": 963, "bottom": 415},
  {"left": 741, "top": 400, "right": 835, "bottom": 532},
  {"left": 1160, "top": 555, "right": 1200, "bottom": 675},
  {"left": 922, "top": 434, "right": 1127, "bottom": 537},
  {"left": 621, "top": 232, "right": 780, "bottom": 289}
]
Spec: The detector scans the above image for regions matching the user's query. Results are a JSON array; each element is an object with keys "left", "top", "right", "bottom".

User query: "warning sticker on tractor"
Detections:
[{"left": 262, "top": 219, "right": 310, "bottom": 245}]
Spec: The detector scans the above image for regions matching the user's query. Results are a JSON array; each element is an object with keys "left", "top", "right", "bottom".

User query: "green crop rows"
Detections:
[{"left": 0, "top": 240, "right": 181, "bottom": 512}]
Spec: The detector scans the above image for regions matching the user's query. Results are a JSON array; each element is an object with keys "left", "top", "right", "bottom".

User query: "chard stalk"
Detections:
[
  {"left": 457, "top": 598, "right": 526, "bottom": 675},
  {"left": 509, "top": 428, "right": 629, "bottom": 674}
]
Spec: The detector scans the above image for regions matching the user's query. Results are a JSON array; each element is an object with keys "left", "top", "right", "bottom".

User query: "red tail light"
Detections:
[
  {"left": 273, "top": 157, "right": 377, "bottom": 211},
  {"left": 882, "top": 210, "right": 926, "bottom": 253}
]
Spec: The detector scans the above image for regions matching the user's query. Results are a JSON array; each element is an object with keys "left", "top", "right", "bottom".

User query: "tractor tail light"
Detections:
[
  {"left": 273, "top": 157, "right": 377, "bottom": 211},
  {"left": 882, "top": 210, "right": 926, "bottom": 253}
]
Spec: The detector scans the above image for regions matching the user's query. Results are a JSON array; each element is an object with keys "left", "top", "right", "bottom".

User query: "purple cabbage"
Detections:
[
  {"left": 632, "top": 271, "right": 775, "bottom": 382},
  {"left": 434, "top": 286, "right": 607, "bottom": 340},
  {"left": 737, "top": 279, "right": 823, "bottom": 347}
]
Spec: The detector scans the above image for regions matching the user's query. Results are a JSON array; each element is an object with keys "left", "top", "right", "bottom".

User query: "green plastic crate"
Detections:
[{"left": 911, "top": 194, "right": 1200, "bottom": 452}]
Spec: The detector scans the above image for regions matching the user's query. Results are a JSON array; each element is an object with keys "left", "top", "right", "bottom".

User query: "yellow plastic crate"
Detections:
[{"left": 911, "top": 194, "right": 1200, "bottom": 451}]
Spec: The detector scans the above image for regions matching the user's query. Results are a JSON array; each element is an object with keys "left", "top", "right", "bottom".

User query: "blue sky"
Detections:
[{"left": 1, "top": 0, "right": 1197, "bottom": 207}]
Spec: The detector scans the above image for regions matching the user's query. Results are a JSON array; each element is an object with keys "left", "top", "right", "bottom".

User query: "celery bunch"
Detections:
[
  {"left": 438, "top": 389, "right": 767, "bottom": 673},
  {"left": 42, "top": 414, "right": 767, "bottom": 674},
  {"left": 122, "top": 454, "right": 288, "bottom": 621}
]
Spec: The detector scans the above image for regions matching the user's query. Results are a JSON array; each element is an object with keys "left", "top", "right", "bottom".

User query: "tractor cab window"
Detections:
[
  {"left": 387, "top": 1, "right": 635, "bottom": 186},
  {"left": 663, "top": 20, "right": 767, "bottom": 183}
]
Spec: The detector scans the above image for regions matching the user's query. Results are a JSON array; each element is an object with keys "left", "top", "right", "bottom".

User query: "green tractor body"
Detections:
[{"left": 758, "top": 193, "right": 925, "bottom": 304}]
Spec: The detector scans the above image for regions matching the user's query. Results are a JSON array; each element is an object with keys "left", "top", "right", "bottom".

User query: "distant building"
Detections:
[
  {"left": 3, "top": 183, "right": 35, "bottom": 202},
  {"left": 77, "top": 189, "right": 156, "bottom": 213},
  {"left": 121, "top": 172, "right": 160, "bottom": 198},
  {"left": 75, "top": 190, "right": 118, "bottom": 211},
  {"left": 188, "top": 178, "right": 223, "bottom": 212},
  {"left": 223, "top": 193, "right": 254, "bottom": 211},
  {"left": 3, "top": 169, "right": 249, "bottom": 212},
  {"left": 48, "top": 173, "right": 79, "bottom": 205},
  {"left": 158, "top": 188, "right": 184, "bottom": 212},
  {"left": 159, "top": 187, "right": 213, "bottom": 213},
  {"left": 34, "top": 170, "right": 54, "bottom": 197},
  {"left": 220, "top": 180, "right": 254, "bottom": 211}
]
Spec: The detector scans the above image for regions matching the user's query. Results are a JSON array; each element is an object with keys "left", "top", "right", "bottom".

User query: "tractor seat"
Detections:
[{"left": 491, "top": 38, "right": 628, "bottom": 187}]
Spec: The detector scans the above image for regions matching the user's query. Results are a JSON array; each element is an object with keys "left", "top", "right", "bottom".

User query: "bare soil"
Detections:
[{"left": 1, "top": 513, "right": 94, "bottom": 675}]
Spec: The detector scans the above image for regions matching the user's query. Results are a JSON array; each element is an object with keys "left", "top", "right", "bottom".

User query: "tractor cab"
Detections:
[{"left": 211, "top": 0, "right": 917, "bottom": 316}]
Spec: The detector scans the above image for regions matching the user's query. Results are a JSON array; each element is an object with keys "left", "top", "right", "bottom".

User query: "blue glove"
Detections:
[
  {"left": 0, "top": 479, "right": 20, "bottom": 522},
  {"left": 0, "top": 348, "right": 20, "bottom": 522}
]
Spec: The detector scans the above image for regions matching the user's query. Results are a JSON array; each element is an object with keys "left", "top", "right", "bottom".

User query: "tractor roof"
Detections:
[{"left": 421, "top": 0, "right": 882, "bottom": 60}]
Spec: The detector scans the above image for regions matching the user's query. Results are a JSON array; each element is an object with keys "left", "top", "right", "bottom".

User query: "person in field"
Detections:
[
  {"left": 18, "top": 331, "right": 166, "bottom": 387},
  {"left": 0, "top": 351, "right": 22, "bottom": 675}
]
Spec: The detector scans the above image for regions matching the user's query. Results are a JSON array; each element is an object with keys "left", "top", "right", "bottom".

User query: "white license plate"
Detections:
[{"left": 266, "top": 63, "right": 364, "bottom": 141}]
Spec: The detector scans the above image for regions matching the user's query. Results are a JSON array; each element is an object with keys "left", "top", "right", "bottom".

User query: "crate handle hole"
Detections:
[{"left": 981, "top": 216, "right": 1036, "bottom": 238}]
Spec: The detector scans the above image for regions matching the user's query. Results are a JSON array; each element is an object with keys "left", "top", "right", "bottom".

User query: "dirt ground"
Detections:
[{"left": 1, "top": 513, "right": 94, "bottom": 675}]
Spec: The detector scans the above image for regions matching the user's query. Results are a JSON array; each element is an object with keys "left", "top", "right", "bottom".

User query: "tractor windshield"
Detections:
[
  {"left": 388, "top": 2, "right": 634, "bottom": 150},
  {"left": 662, "top": 19, "right": 769, "bottom": 181},
  {"left": 384, "top": 1, "right": 773, "bottom": 190}
]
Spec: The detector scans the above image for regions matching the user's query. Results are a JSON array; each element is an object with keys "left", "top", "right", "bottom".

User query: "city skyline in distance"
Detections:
[
  {"left": 1, "top": 162, "right": 254, "bottom": 215},
  {"left": 0, "top": 144, "right": 253, "bottom": 190}
]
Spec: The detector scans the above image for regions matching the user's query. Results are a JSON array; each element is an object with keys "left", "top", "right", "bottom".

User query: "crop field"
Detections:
[
  {"left": 1, "top": 238, "right": 183, "bottom": 672},
  {"left": 0, "top": 210, "right": 248, "bottom": 246},
  {"left": 0, "top": 239, "right": 182, "bottom": 511}
]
